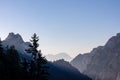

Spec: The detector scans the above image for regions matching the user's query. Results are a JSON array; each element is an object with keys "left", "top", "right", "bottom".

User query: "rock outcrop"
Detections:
[{"left": 71, "top": 33, "right": 120, "bottom": 80}]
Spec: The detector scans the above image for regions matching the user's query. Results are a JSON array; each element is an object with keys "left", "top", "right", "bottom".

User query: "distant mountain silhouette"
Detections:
[
  {"left": 71, "top": 33, "right": 120, "bottom": 80},
  {"left": 46, "top": 53, "right": 72, "bottom": 61}
]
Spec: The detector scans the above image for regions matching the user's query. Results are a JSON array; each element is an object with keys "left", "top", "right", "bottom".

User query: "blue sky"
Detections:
[{"left": 0, "top": 0, "right": 120, "bottom": 57}]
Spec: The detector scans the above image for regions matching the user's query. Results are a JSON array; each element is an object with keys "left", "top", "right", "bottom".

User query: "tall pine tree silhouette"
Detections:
[{"left": 26, "top": 33, "right": 49, "bottom": 80}]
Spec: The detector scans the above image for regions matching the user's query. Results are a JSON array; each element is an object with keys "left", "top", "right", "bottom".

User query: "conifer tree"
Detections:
[
  {"left": 21, "top": 58, "right": 29, "bottom": 80},
  {"left": 26, "top": 33, "right": 49, "bottom": 80},
  {"left": 26, "top": 33, "right": 39, "bottom": 60},
  {"left": 7, "top": 46, "right": 20, "bottom": 65},
  {"left": 0, "top": 38, "right": 4, "bottom": 59},
  {"left": 36, "top": 50, "right": 49, "bottom": 80},
  {"left": 0, "top": 38, "right": 5, "bottom": 80},
  {"left": 6, "top": 45, "right": 21, "bottom": 80}
]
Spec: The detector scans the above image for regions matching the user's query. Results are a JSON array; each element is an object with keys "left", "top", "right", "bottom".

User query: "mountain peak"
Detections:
[
  {"left": 105, "top": 33, "right": 120, "bottom": 48},
  {"left": 117, "top": 33, "right": 120, "bottom": 37},
  {"left": 2, "top": 33, "right": 32, "bottom": 60},
  {"left": 5, "top": 32, "right": 24, "bottom": 43}
]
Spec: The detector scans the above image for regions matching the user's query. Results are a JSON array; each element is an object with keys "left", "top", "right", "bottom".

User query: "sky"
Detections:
[{"left": 0, "top": 0, "right": 120, "bottom": 57}]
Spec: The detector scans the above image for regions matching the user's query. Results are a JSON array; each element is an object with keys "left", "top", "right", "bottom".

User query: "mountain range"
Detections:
[
  {"left": 1, "top": 32, "right": 92, "bottom": 80},
  {"left": 3, "top": 32, "right": 120, "bottom": 80},
  {"left": 71, "top": 33, "right": 120, "bottom": 80}
]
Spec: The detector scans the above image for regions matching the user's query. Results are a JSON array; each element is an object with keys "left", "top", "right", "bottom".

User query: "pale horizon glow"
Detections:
[{"left": 0, "top": 0, "right": 120, "bottom": 57}]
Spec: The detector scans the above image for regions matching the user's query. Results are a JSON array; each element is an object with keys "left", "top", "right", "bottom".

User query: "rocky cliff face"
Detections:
[
  {"left": 71, "top": 53, "right": 92, "bottom": 72},
  {"left": 71, "top": 46, "right": 103, "bottom": 72},
  {"left": 71, "top": 33, "right": 120, "bottom": 80}
]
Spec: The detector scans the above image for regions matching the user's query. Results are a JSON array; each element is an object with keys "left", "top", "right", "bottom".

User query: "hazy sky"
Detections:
[{"left": 0, "top": 0, "right": 120, "bottom": 57}]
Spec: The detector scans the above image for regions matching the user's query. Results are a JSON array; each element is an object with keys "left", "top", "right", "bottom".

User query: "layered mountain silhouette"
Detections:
[
  {"left": 46, "top": 53, "right": 72, "bottom": 61},
  {"left": 1, "top": 32, "right": 92, "bottom": 80},
  {"left": 71, "top": 33, "right": 120, "bottom": 80}
]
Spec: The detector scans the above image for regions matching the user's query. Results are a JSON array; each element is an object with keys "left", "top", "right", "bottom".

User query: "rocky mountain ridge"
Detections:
[{"left": 71, "top": 33, "right": 120, "bottom": 80}]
